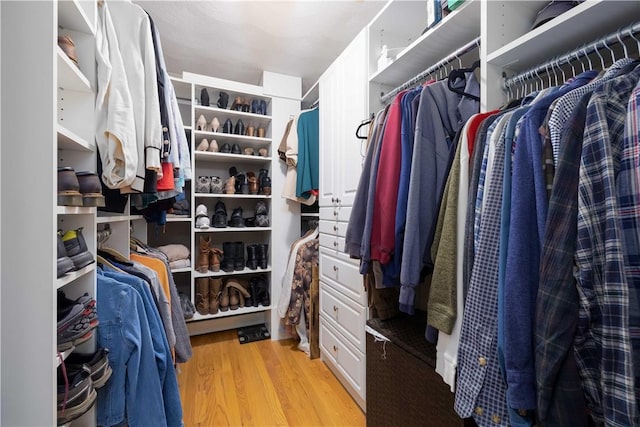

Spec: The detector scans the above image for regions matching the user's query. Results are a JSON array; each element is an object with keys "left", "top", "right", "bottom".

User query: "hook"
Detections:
[{"left": 617, "top": 28, "right": 629, "bottom": 59}]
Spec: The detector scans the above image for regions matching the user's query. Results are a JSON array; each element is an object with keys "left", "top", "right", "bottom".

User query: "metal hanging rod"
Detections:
[
  {"left": 504, "top": 21, "right": 640, "bottom": 90},
  {"left": 379, "top": 36, "right": 481, "bottom": 105}
]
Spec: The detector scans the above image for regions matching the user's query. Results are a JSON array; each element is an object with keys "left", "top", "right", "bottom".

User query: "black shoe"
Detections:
[
  {"left": 257, "top": 243, "right": 268, "bottom": 269},
  {"left": 258, "top": 169, "right": 272, "bottom": 196},
  {"left": 221, "top": 242, "right": 235, "bottom": 272},
  {"left": 234, "top": 173, "right": 248, "bottom": 194},
  {"left": 249, "top": 277, "right": 260, "bottom": 307},
  {"left": 57, "top": 365, "right": 97, "bottom": 425},
  {"left": 212, "top": 200, "right": 227, "bottom": 228},
  {"left": 229, "top": 207, "right": 244, "bottom": 227},
  {"left": 57, "top": 230, "right": 74, "bottom": 278},
  {"left": 234, "top": 119, "right": 245, "bottom": 135},
  {"left": 222, "top": 118, "right": 233, "bottom": 134},
  {"left": 217, "top": 91, "right": 229, "bottom": 109},
  {"left": 256, "top": 274, "right": 270, "bottom": 306},
  {"left": 65, "top": 347, "right": 112, "bottom": 389},
  {"left": 200, "top": 88, "right": 210, "bottom": 106},
  {"left": 234, "top": 241, "right": 245, "bottom": 271},
  {"left": 246, "top": 244, "right": 258, "bottom": 270},
  {"left": 219, "top": 143, "right": 231, "bottom": 153},
  {"left": 255, "top": 201, "right": 269, "bottom": 227},
  {"left": 231, "top": 144, "right": 242, "bottom": 155}
]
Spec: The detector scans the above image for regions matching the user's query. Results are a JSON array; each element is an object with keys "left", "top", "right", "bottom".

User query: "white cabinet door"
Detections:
[{"left": 318, "top": 64, "right": 339, "bottom": 207}]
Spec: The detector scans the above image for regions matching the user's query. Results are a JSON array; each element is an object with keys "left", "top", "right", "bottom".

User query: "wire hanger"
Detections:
[{"left": 447, "top": 60, "right": 480, "bottom": 101}]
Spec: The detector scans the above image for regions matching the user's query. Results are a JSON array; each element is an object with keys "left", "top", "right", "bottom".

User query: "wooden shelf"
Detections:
[
  {"left": 57, "top": 124, "right": 94, "bottom": 152},
  {"left": 194, "top": 151, "right": 271, "bottom": 163},
  {"left": 56, "top": 205, "right": 96, "bottom": 215},
  {"left": 193, "top": 266, "right": 272, "bottom": 278},
  {"left": 486, "top": 0, "right": 640, "bottom": 71},
  {"left": 187, "top": 304, "right": 271, "bottom": 321},
  {"left": 57, "top": 47, "right": 92, "bottom": 93},
  {"left": 194, "top": 227, "right": 272, "bottom": 233},
  {"left": 194, "top": 193, "right": 271, "bottom": 199},
  {"left": 56, "top": 263, "right": 96, "bottom": 289}
]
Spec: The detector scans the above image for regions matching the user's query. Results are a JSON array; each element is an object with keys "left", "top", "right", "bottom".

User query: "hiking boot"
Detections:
[
  {"left": 58, "top": 167, "right": 83, "bottom": 207},
  {"left": 212, "top": 200, "right": 227, "bottom": 228},
  {"left": 62, "top": 228, "right": 95, "bottom": 270},
  {"left": 57, "top": 230, "right": 75, "bottom": 278},
  {"left": 75, "top": 172, "right": 105, "bottom": 207},
  {"left": 57, "top": 365, "right": 96, "bottom": 425},
  {"left": 65, "top": 348, "right": 112, "bottom": 389},
  {"left": 229, "top": 207, "right": 244, "bottom": 228}
]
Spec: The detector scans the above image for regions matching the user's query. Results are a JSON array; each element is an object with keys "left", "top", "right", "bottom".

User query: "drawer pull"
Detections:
[
  {"left": 333, "top": 265, "right": 338, "bottom": 272},
  {"left": 333, "top": 210, "right": 338, "bottom": 216},
  {"left": 333, "top": 241, "right": 339, "bottom": 247},
  {"left": 333, "top": 345, "right": 338, "bottom": 352},
  {"left": 336, "top": 198, "right": 341, "bottom": 204},
  {"left": 331, "top": 197, "right": 336, "bottom": 203},
  {"left": 333, "top": 305, "right": 338, "bottom": 312},
  {"left": 333, "top": 225, "right": 338, "bottom": 232}
]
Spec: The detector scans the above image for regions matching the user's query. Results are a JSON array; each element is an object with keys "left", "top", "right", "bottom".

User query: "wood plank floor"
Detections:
[{"left": 177, "top": 330, "right": 366, "bottom": 427}]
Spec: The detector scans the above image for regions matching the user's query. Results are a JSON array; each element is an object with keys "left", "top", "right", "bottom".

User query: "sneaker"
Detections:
[
  {"left": 57, "top": 303, "right": 93, "bottom": 351},
  {"left": 57, "top": 230, "right": 75, "bottom": 278},
  {"left": 62, "top": 228, "right": 95, "bottom": 270},
  {"left": 65, "top": 348, "right": 112, "bottom": 389},
  {"left": 58, "top": 291, "right": 98, "bottom": 328},
  {"left": 57, "top": 365, "right": 97, "bottom": 425}
]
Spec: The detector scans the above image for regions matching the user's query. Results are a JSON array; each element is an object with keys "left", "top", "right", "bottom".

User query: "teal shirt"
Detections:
[{"left": 296, "top": 108, "right": 319, "bottom": 198}]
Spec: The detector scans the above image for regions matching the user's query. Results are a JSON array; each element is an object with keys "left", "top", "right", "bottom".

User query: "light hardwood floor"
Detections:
[{"left": 177, "top": 330, "right": 366, "bottom": 427}]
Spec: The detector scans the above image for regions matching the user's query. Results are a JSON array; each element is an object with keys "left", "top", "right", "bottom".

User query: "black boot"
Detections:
[
  {"left": 229, "top": 207, "right": 244, "bottom": 227},
  {"left": 217, "top": 91, "right": 229, "bottom": 109},
  {"left": 257, "top": 243, "right": 268, "bottom": 269},
  {"left": 200, "top": 88, "right": 210, "bottom": 106},
  {"left": 258, "top": 169, "right": 272, "bottom": 195},
  {"left": 256, "top": 274, "right": 270, "bottom": 306},
  {"left": 221, "top": 242, "right": 235, "bottom": 272},
  {"left": 249, "top": 277, "right": 260, "bottom": 307},
  {"left": 246, "top": 244, "right": 258, "bottom": 270},
  {"left": 212, "top": 200, "right": 227, "bottom": 228},
  {"left": 234, "top": 241, "right": 245, "bottom": 271}
]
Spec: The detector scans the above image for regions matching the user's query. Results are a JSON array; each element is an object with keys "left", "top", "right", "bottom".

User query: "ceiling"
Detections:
[{"left": 135, "top": 1, "right": 388, "bottom": 98}]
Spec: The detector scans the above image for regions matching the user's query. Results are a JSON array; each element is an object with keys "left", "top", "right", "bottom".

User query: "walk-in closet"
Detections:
[{"left": 2, "top": 1, "right": 640, "bottom": 426}]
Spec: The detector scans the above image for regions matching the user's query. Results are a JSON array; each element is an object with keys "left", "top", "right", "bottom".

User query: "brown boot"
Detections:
[
  {"left": 247, "top": 172, "right": 258, "bottom": 195},
  {"left": 197, "top": 236, "right": 210, "bottom": 273},
  {"left": 195, "top": 278, "right": 209, "bottom": 315},
  {"left": 209, "top": 247, "right": 223, "bottom": 272},
  {"left": 226, "top": 279, "right": 251, "bottom": 309},
  {"left": 209, "top": 278, "right": 222, "bottom": 315},
  {"left": 224, "top": 176, "right": 236, "bottom": 194},
  {"left": 219, "top": 281, "right": 230, "bottom": 311}
]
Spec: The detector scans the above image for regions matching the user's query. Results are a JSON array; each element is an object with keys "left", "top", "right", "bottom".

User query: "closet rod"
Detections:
[
  {"left": 379, "top": 36, "right": 481, "bottom": 105},
  {"left": 504, "top": 21, "right": 640, "bottom": 89}
]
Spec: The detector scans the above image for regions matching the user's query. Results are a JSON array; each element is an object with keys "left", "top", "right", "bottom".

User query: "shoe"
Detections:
[
  {"left": 222, "top": 118, "right": 233, "bottom": 133},
  {"left": 246, "top": 125, "right": 255, "bottom": 137},
  {"left": 219, "top": 143, "right": 231, "bottom": 153},
  {"left": 242, "top": 99, "right": 250, "bottom": 112},
  {"left": 259, "top": 100, "right": 267, "bottom": 115},
  {"left": 58, "top": 35, "right": 79, "bottom": 66},
  {"left": 245, "top": 217, "right": 256, "bottom": 227},
  {"left": 65, "top": 348, "right": 112, "bottom": 389},
  {"left": 197, "top": 235, "right": 211, "bottom": 273},
  {"left": 209, "top": 278, "right": 223, "bottom": 314},
  {"left": 258, "top": 169, "right": 272, "bottom": 195},
  {"left": 200, "top": 88, "right": 210, "bottom": 106},
  {"left": 258, "top": 148, "right": 268, "bottom": 157},
  {"left": 58, "top": 167, "right": 83, "bottom": 207},
  {"left": 179, "top": 292, "right": 195, "bottom": 319},
  {"left": 217, "top": 91, "right": 229, "bottom": 109},
  {"left": 195, "top": 277, "right": 209, "bottom": 315},
  {"left": 57, "top": 365, "right": 96, "bottom": 425},
  {"left": 251, "top": 99, "right": 259, "bottom": 114},
  {"left": 210, "top": 176, "right": 223, "bottom": 194},
  {"left": 249, "top": 277, "right": 260, "bottom": 307},
  {"left": 58, "top": 291, "right": 97, "bottom": 328},
  {"left": 226, "top": 279, "right": 251, "bottom": 309},
  {"left": 231, "top": 144, "right": 242, "bottom": 155},
  {"left": 234, "top": 241, "right": 245, "bottom": 271},
  {"left": 244, "top": 147, "right": 255, "bottom": 156},
  {"left": 246, "top": 244, "right": 258, "bottom": 270},
  {"left": 195, "top": 204, "right": 210, "bottom": 229},
  {"left": 57, "top": 230, "right": 75, "bottom": 278},
  {"left": 221, "top": 242, "right": 235, "bottom": 273},
  {"left": 229, "top": 207, "right": 244, "bottom": 228},
  {"left": 235, "top": 173, "right": 248, "bottom": 194},
  {"left": 231, "top": 96, "right": 243, "bottom": 111},
  {"left": 219, "top": 282, "right": 230, "bottom": 311},
  {"left": 256, "top": 274, "right": 270, "bottom": 305},
  {"left": 212, "top": 200, "right": 228, "bottom": 228},
  {"left": 257, "top": 127, "right": 266, "bottom": 138},
  {"left": 208, "top": 139, "right": 219, "bottom": 152},
  {"left": 62, "top": 228, "right": 95, "bottom": 270},
  {"left": 75, "top": 172, "right": 105, "bottom": 207},
  {"left": 247, "top": 172, "right": 259, "bottom": 195},
  {"left": 57, "top": 303, "right": 92, "bottom": 351},
  {"left": 257, "top": 243, "right": 269, "bottom": 269},
  {"left": 209, "top": 117, "right": 220, "bottom": 133},
  {"left": 209, "top": 247, "right": 223, "bottom": 272},
  {"left": 196, "top": 114, "right": 207, "bottom": 131},
  {"left": 196, "top": 138, "right": 209, "bottom": 151},
  {"left": 224, "top": 176, "right": 236, "bottom": 194},
  {"left": 234, "top": 119, "right": 245, "bottom": 136},
  {"left": 196, "top": 176, "right": 211, "bottom": 194},
  {"left": 255, "top": 201, "right": 269, "bottom": 227}
]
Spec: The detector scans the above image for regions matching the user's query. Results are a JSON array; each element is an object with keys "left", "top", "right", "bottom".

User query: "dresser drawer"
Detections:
[
  {"left": 319, "top": 232, "right": 346, "bottom": 252},
  {"left": 320, "top": 285, "right": 366, "bottom": 352},
  {"left": 320, "top": 316, "right": 365, "bottom": 398},
  {"left": 319, "top": 206, "right": 353, "bottom": 223},
  {"left": 319, "top": 251, "right": 365, "bottom": 306},
  {"left": 318, "top": 220, "right": 348, "bottom": 238}
]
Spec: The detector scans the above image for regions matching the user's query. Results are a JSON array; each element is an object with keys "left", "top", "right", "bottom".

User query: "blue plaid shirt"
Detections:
[{"left": 575, "top": 65, "right": 640, "bottom": 426}]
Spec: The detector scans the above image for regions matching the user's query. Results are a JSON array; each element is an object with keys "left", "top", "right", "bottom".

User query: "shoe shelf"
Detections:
[
  {"left": 96, "top": 214, "right": 143, "bottom": 224},
  {"left": 55, "top": 346, "right": 76, "bottom": 368},
  {"left": 186, "top": 304, "right": 271, "bottom": 322},
  {"left": 57, "top": 206, "right": 96, "bottom": 215},
  {"left": 194, "top": 105, "right": 272, "bottom": 123},
  {"left": 193, "top": 130, "right": 271, "bottom": 145},
  {"left": 56, "top": 263, "right": 96, "bottom": 290},
  {"left": 58, "top": 0, "right": 95, "bottom": 36},
  {"left": 194, "top": 193, "right": 272, "bottom": 199},
  {"left": 165, "top": 215, "right": 191, "bottom": 223},
  {"left": 57, "top": 124, "right": 94, "bottom": 152},
  {"left": 194, "top": 227, "right": 272, "bottom": 233},
  {"left": 193, "top": 265, "right": 272, "bottom": 279},
  {"left": 171, "top": 267, "right": 192, "bottom": 274},
  {"left": 57, "top": 47, "right": 92, "bottom": 93},
  {"left": 194, "top": 151, "right": 271, "bottom": 163},
  {"left": 184, "top": 125, "right": 192, "bottom": 131}
]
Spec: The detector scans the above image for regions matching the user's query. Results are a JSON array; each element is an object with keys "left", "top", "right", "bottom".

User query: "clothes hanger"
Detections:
[
  {"left": 355, "top": 113, "right": 374, "bottom": 140},
  {"left": 446, "top": 59, "right": 480, "bottom": 101},
  {"left": 616, "top": 28, "right": 629, "bottom": 59}
]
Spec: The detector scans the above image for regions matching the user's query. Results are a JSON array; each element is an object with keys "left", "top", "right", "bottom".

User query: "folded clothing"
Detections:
[
  {"left": 169, "top": 259, "right": 191, "bottom": 269},
  {"left": 156, "top": 244, "right": 190, "bottom": 262},
  {"left": 172, "top": 199, "right": 190, "bottom": 216}
]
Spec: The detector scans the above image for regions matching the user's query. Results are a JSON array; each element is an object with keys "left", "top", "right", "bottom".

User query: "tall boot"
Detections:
[
  {"left": 197, "top": 236, "right": 211, "bottom": 273},
  {"left": 256, "top": 274, "right": 270, "bottom": 306},
  {"left": 195, "top": 278, "right": 209, "bottom": 315},
  {"left": 221, "top": 242, "right": 235, "bottom": 272},
  {"left": 257, "top": 243, "right": 269, "bottom": 269},
  {"left": 219, "top": 281, "right": 230, "bottom": 311},
  {"left": 234, "top": 241, "right": 245, "bottom": 271},
  {"left": 226, "top": 279, "right": 251, "bottom": 309},
  {"left": 209, "top": 247, "right": 223, "bottom": 272},
  {"left": 246, "top": 244, "right": 258, "bottom": 270},
  {"left": 209, "top": 278, "right": 222, "bottom": 315}
]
